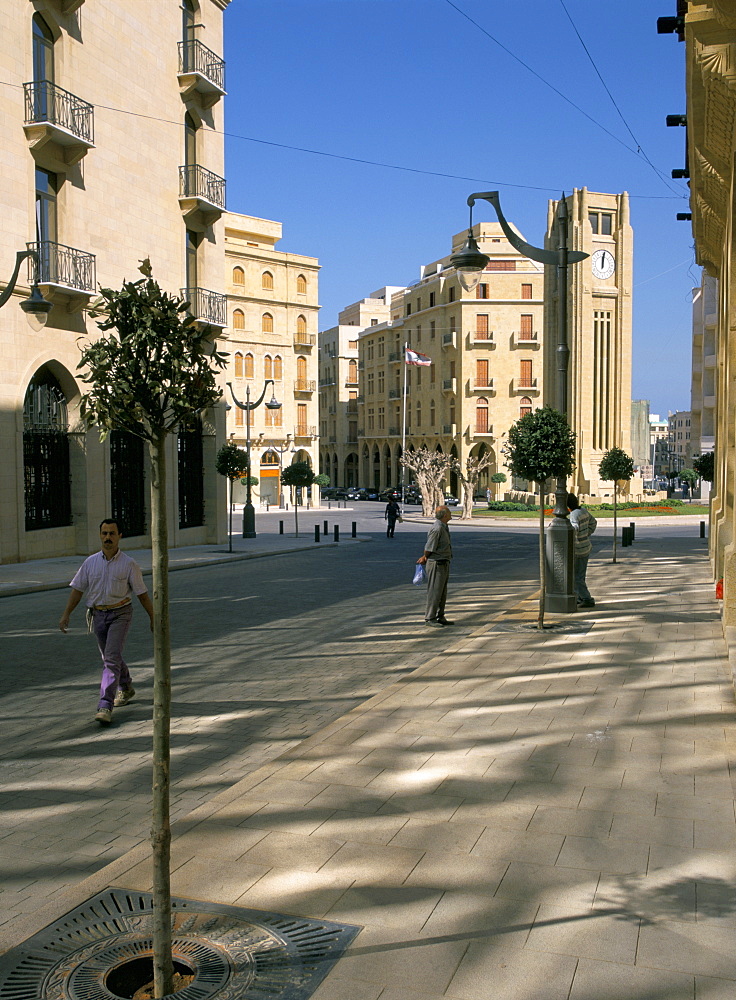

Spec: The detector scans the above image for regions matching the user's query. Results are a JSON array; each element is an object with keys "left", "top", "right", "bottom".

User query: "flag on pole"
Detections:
[{"left": 405, "top": 348, "right": 431, "bottom": 366}]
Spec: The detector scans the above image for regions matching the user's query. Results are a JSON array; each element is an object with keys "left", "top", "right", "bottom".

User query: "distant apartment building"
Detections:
[
  {"left": 630, "top": 400, "right": 651, "bottom": 473},
  {"left": 223, "top": 212, "right": 320, "bottom": 505},
  {"left": 668, "top": 410, "right": 691, "bottom": 473},
  {"left": 0, "top": 0, "right": 230, "bottom": 564},
  {"left": 649, "top": 414, "right": 669, "bottom": 479},
  {"left": 689, "top": 273, "right": 717, "bottom": 465}
]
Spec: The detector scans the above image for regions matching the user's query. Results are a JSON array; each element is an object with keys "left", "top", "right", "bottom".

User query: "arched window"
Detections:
[
  {"left": 430, "top": 399, "right": 436, "bottom": 427},
  {"left": 296, "top": 274, "right": 307, "bottom": 294},
  {"left": 296, "top": 314, "right": 307, "bottom": 335},
  {"left": 244, "top": 352, "right": 254, "bottom": 379},
  {"left": 264, "top": 354, "right": 273, "bottom": 379},
  {"left": 182, "top": 0, "right": 197, "bottom": 43},
  {"left": 296, "top": 356, "right": 307, "bottom": 381},
  {"left": 476, "top": 397, "right": 489, "bottom": 434},
  {"left": 262, "top": 450, "right": 279, "bottom": 465},
  {"left": 273, "top": 355, "right": 282, "bottom": 380},
  {"left": 347, "top": 359, "right": 358, "bottom": 384},
  {"left": 232, "top": 309, "right": 245, "bottom": 330},
  {"left": 262, "top": 271, "right": 274, "bottom": 290},
  {"left": 262, "top": 312, "right": 273, "bottom": 333},
  {"left": 24, "top": 368, "right": 71, "bottom": 531},
  {"left": 184, "top": 111, "right": 197, "bottom": 169},
  {"left": 232, "top": 266, "right": 244, "bottom": 285},
  {"left": 32, "top": 14, "right": 54, "bottom": 85},
  {"left": 234, "top": 352, "right": 244, "bottom": 378},
  {"left": 520, "top": 396, "right": 533, "bottom": 418}
]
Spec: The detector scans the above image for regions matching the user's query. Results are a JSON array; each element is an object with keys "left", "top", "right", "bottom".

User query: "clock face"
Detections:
[{"left": 591, "top": 249, "right": 615, "bottom": 280}]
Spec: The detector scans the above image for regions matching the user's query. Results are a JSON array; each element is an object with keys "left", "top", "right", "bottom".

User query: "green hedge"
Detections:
[
  {"left": 486, "top": 501, "right": 539, "bottom": 511},
  {"left": 590, "top": 499, "right": 685, "bottom": 511}
]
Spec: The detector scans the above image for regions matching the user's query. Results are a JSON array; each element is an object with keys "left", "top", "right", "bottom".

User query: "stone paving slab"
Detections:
[{"left": 2, "top": 531, "right": 735, "bottom": 1000}]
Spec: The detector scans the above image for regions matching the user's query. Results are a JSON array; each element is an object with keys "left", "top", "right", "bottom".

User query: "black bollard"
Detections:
[
  {"left": 700, "top": 520, "right": 706, "bottom": 539},
  {"left": 352, "top": 521, "right": 357, "bottom": 538},
  {"left": 314, "top": 525, "right": 320, "bottom": 542},
  {"left": 334, "top": 524, "right": 339, "bottom": 542},
  {"left": 324, "top": 520, "right": 329, "bottom": 535},
  {"left": 279, "top": 520, "right": 284, "bottom": 535},
  {"left": 629, "top": 521, "right": 635, "bottom": 541},
  {"left": 621, "top": 526, "right": 629, "bottom": 548}
]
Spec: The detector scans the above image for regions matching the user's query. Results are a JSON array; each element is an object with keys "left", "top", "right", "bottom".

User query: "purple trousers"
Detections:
[{"left": 93, "top": 605, "right": 133, "bottom": 710}]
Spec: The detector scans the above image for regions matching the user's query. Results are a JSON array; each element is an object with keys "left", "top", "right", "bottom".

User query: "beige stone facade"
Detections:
[
  {"left": 319, "top": 222, "right": 545, "bottom": 494},
  {"left": 544, "top": 190, "right": 633, "bottom": 497},
  {"left": 689, "top": 272, "right": 717, "bottom": 468},
  {"left": 681, "top": 1, "right": 736, "bottom": 622},
  {"left": 223, "top": 212, "right": 320, "bottom": 506},
  {"left": 0, "top": 0, "right": 230, "bottom": 563}
]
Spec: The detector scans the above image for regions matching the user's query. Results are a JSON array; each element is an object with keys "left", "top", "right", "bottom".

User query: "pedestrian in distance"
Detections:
[
  {"left": 486, "top": 487, "right": 492, "bottom": 506},
  {"left": 417, "top": 505, "right": 454, "bottom": 626},
  {"left": 385, "top": 498, "right": 401, "bottom": 538},
  {"left": 567, "top": 493, "right": 597, "bottom": 609},
  {"left": 59, "top": 519, "right": 154, "bottom": 725}
]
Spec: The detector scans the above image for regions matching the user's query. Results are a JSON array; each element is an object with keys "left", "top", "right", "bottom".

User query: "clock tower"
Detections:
[{"left": 544, "top": 188, "right": 633, "bottom": 497}]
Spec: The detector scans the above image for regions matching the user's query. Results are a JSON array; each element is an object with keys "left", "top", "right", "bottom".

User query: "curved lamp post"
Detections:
[
  {"left": 265, "top": 434, "right": 293, "bottom": 508},
  {"left": 1, "top": 249, "right": 54, "bottom": 330},
  {"left": 450, "top": 191, "right": 588, "bottom": 613},
  {"left": 226, "top": 380, "right": 281, "bottom": 538}
]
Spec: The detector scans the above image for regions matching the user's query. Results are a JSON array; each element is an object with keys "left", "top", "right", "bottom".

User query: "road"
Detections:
[{"left": 0, "top": 507, "right": 540, "bottom": 926}]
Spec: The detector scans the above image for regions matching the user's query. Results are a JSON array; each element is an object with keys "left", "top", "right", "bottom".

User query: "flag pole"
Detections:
[{"left": 401, "top": 342, "right": 408, "bottom": 509}]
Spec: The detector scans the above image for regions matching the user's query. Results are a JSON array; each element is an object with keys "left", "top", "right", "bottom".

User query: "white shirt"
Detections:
[{"left": 69, "top": 549, "right": 148, "bottom": 608}]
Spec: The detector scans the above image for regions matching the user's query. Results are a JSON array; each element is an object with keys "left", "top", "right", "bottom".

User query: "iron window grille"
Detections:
[
  {"left": 178, "top": 420, "right": 204, "bottom": 529},
  {"left": 23, "top": 375, "right": 71, "bottom": 531},
  {"left": 110, "top": 430, "right": 146, "bottom": 537}
]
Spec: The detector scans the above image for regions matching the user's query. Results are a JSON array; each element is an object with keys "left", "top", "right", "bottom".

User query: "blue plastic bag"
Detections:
[{"left": 412, "top": 563, "right": 426, "bottom": 585}]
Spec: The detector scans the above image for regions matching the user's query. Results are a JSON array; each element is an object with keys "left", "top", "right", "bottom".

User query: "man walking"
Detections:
[
  {"left": 385, "top": 498, "right": 401, "bottom": 538},
  {"left": 59, "top": 519, "right": 154, "bottom": 725},
  {"left": 417, "top": 505, "right": 454, "bottom": 626},
  {"left": 567, "top": 493, "right": 597, "bottom": 609}
]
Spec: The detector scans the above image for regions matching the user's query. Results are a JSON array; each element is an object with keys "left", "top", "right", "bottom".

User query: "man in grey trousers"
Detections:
[{"left": 417, "top": 505, "right": 454, "bottom": 627}]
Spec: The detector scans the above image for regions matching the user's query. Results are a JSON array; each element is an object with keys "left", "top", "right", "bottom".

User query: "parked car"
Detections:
[
  {"left": 444, "top": 494, "right": 460, "bottom": 506},
  {"left": 379, "top": 488, "right": 402, "bottom": 502},
  {"left": 320, "top": 487, "right": 337, "bottom": 499},
  {"left": 346, "top": 487, "right": 379, "bottom": 501}
]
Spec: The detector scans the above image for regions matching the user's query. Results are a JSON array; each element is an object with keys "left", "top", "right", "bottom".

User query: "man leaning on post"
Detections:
[{"left": 417, "top": 505, "right": 454, "bottom": 627}]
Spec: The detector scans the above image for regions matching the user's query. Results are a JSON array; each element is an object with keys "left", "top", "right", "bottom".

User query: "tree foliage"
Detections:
[
  {"left": 693, "top": 452, "right": 715, "bottom": 483},
  {"left": 401, "top": 448, "right": 455, "bottom": 516},
  {"left": 505, "top": 407, "right": 576, "bottom": 486},
  {"left": 77, "top": 261, "right": 226, "bottom": 998},
  {"left": 215, "top": 442, "right": 249, "bottom": 481},
  {"left": 679, "top": 467, "right": 698, "bottom": 487},
  {"left": 314, "top": 473, "right": 330, "bottom": 487}
]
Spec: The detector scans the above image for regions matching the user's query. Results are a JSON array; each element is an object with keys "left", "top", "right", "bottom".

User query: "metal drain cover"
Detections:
[
  {"left": 0, "top": 888, "right": 360, "bottom": 1000},
  {"left": 491, "top": 620, "right": 593, "bottom": 634}
]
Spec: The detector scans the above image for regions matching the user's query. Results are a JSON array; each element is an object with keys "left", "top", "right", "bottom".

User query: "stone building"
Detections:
[
  {"left": 668, "top": 410, "right": 691, "bottom": 473},
  {"left": 0, "top": 0, "right": 230, "bottom": 563},
  {"left": 323, "top": 221, "right": 546, "bottom": 494},
  {"left": 689, "top": 272, "right": 717, "bottom": 467},
  {"left": 223, "top": 212, "right": 320, "bottom": 506},
  {"left": 630, "top": 399, "right": 651, "bottom": 473},
  {"left": 544, "top": 190, "right": 634, "bottom": 496}
]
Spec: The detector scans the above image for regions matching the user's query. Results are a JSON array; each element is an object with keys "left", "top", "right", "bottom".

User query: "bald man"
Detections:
[{"left": 417, "top": 505, "right": 454, "bottom": 627}]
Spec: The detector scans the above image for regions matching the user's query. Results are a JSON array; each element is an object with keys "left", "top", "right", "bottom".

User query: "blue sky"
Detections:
[{"left": 223, "top": 0, "right": 694, "bottom": 418}]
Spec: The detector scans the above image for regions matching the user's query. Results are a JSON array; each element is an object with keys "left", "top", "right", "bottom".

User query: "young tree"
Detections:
[
  {"left": 314, "top": 473, "right": 330, "bottom": 489},
  {"left": 281, "top": 461, "right": 315, "bottom": 536},
  {"left": 679, "top": 467, "right": 698, "bottom": 499},
  {"left": 598, "top": 447, "right": 635, "bottom": 564},
  {"left": 400, "top": 448, "right": 455, "bottom": 516},
  {"left": 693, "top": 452, "right": 715, "bottom": 489},
  {"left": 215, "top": 442, "right": 249, "bottom": 552},
  {"left": 78, "top": 261, "right": 227, "bottom": 998},
  {"left": 491, "top": 472, "right": 507, "bottom": 501},
  {"left": 505, "top": 407, "right": 576, "bottom": 628},
  {"left": 453, "top": 451, "right": 495, "bottom": 519}
]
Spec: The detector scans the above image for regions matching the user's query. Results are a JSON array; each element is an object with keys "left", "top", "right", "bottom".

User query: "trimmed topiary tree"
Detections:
[
  {"left": 599, "top": 447, "right": 634, "bottom": 564},
  {"left": 505, "top": 407, "right": 576, "bottom": 627},
  {"left": 216, "top": 442, "right": 249, "bottom": 553},
  {"left": 281, "top": 461, "right": 315, "bottom": 537}
]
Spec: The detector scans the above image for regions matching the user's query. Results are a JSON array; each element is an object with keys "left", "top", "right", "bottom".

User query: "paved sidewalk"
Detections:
[{"left": 4, "top": 532, "right": 736, "bottom": 999}]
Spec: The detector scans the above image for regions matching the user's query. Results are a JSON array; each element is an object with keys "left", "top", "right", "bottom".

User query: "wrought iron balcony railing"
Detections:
[
  {"left": 27, "top": 241, "right": 96, "bottom": 292},
  {"left": 24, "top": 80, "right": 94, "bottom": 145},
  {"left": 294, "top": 425, "right": 317, "bottom": 438},
  {"left": 178, "top": 39, "right": 226, "bottom": 93},
  {"left": 294, "top": 379, "right": 316, "bottom": 392},
  {"left": 181, "top": 287, "right": 227, "bottom": 327},
  {"left": 294, "top": 333, "right": 316, "bottom": 347},
  {"left": 179, "top": 164, "right": 226, "bottom": 209}
]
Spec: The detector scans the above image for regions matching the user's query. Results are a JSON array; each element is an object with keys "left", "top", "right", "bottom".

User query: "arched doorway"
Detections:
[
  {"left": 345, "top": 452, "right": 358, "bottom": 488},
  {"left": 382, "top": 444, "right": 391, "bottom": 489},
  {"left": 23, "top": 366, "right": 71, "bottom": 531},
  {"left": 372, "top": 447, "right": 380, "bottom": 490},
  {"left": 260, "top": 448, "right": 280, "bottom": 505}
]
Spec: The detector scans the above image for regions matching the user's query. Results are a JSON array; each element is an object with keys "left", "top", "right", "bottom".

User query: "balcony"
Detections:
[
  {"left": 181, "top": 287, "right": 227, "bottom": 328},
  {"left": 28, "top": 240, "right": 95, "bottom": 311},
  {"left": 474, "top": 424, "right": 494, "bottom": 437},
  {"left": 442, "top": 378, "right": 456, "bottom": 394},
  {"left": 179, "top": 164, "right": 226, "bottom": 231},
  {"left": 512, "top": 378, "right": 539, "bottom": 394},
  {"left": 442, "top": 424, "right": 455, "bottom": 435},
  {"left": 471, "top": 331, "right": 495, "bottom": 345},
  {"left": 23, "top": 81, "right": 94, "bottom": 170},
  {"left": 294, "top": 378, "right": 316, "bottom": 393},
  {"left": 346, "top": 401, "right": 359, "bottom": 414},
  {"left": 345, "top": 377, "right": 359, "bottom": 388},
  {"left": 294, "top": 333, "right": 316, "bottom": 348},
  {"left": 388, "top": 351, "right": 402, "bottom": 363},
  {"left": 442, "top": 332, "right": 456, "bottom": 349},
  {"left": 293, "top": 425, "right": 317, "bottom": 439},
  {"left": 472, "top": 379, "right": 495, "bottom": 392},
  {"left": 511, "top": 331, "right": 539, "bottom": 348},
  {"left": 388, "top": 388, "right": 408, "bottom": 399},
  {"left": 178, "top": 39, "right": 226, "bottom": 109}
]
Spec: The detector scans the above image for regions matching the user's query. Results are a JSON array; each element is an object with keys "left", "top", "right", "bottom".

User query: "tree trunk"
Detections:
[
  {"left": 228, "top": 476, "right": 233, "bottom": 553},
  {"left": 461, "top": 481, "right": 473, "bottom": 519},
  {"left": 149, "top": 432, "right": 174, "bottom": 999},
  {"left": 612, "top": 488, "right": 618, "bottom": 564},
  {"left": 294, "top": 494, "right": 299, "bottom": 537},
  {"left": 538, "top": 483, "right": 546, "bottom": 628}
]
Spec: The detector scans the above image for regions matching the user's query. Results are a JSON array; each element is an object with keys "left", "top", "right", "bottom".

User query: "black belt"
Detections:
[{"left": 432, "top": 559, "right": 450, "bottom": 565}]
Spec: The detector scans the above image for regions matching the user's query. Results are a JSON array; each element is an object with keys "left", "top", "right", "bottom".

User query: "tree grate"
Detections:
[
  {"left": 0, "top": 889, "right": 360, "bottom": 1000},
  {"left": 490, "top": 620, "right": 593, "bottom": 634}
]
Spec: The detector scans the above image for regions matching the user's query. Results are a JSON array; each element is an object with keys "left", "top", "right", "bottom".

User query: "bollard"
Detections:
[
  {"left": 279, "top": 520, "right": 284, "bottom": 535},
  {"left": 629, "top": 521, "right": 635, "bottom": 541},
  {"left": 700, "top": 520, "right": 706, "bottom": 539},
  {"left": 314, "top": 525, "right": 320, "bottom": 542},
  {"left": 324, "top": 520, "right": 329, "bottom": 536},
  {"left": 334, "top": 524, "right": 339, "bottom": 542},
  {"left": 621, "top": 526, "right": 629, "bottom": 548},
  {"left": 352, "top": 521, "right": 357, "bottom": 538}
]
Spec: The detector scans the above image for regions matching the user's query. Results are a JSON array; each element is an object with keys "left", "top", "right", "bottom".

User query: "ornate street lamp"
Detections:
[
  {"left": 450, "top": 191, "right": 588, "bottom": 613},
  {"left": 226, "top": 380, "right": 281, "bottom": 538},
  {"left": 1, "top": 249, "right": 53, "bottom": 330},
  {"left": 264, "top": 433, "right": 293, "bottom": 508}
]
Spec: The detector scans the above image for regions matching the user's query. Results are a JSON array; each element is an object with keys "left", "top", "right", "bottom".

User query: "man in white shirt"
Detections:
[
  {"left": 567, "top": 493, "right": 597, "bottom": 609},
  {"left": 59, "top": 520, "right": 154, "bottom": 725}
]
